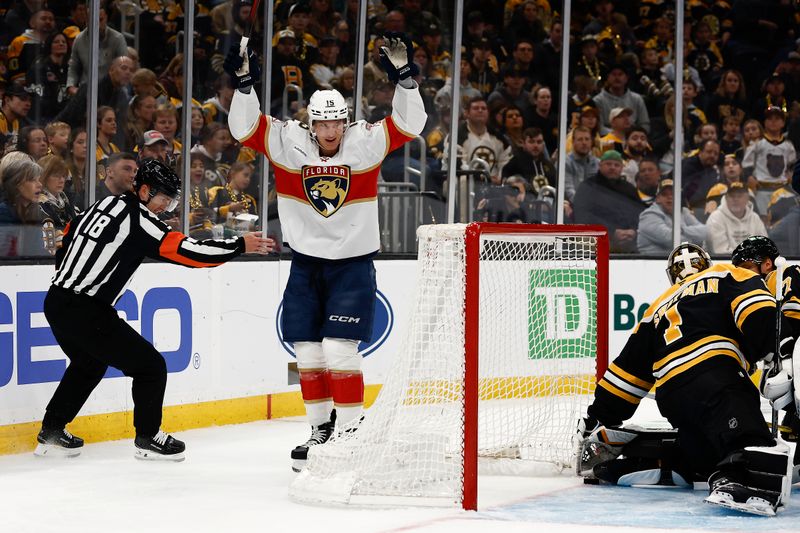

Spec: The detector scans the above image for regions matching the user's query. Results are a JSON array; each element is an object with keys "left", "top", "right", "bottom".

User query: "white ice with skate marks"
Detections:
[{"left": 0, "top": 397, "right": 797, "bottom": 533}]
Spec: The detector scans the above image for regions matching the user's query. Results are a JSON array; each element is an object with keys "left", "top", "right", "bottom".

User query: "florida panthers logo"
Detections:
[{"left": 302, "top": 165, "right": 351, "bottom": 217}]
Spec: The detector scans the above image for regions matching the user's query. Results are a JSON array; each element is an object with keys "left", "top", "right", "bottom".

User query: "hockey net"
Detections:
[{"left": 289, "top": 223, "right": 608, "bottom": 509}]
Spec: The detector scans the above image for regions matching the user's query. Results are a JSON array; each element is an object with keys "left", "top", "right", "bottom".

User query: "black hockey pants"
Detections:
[
  {"left": 42, "top": 285, "right": 167, "bottom": 437},
  {"left": 656, "top": 362, "right": 775, "bottom": 479}
]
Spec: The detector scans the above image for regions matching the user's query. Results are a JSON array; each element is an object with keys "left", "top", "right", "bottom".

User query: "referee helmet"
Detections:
[{"left": 134, "top": 158, "right": 181, "bottom": 209}]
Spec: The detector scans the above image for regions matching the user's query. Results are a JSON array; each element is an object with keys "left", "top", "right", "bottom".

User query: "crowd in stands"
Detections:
[{"left": 2, "top": 0, "right": 800, "bottom": 257}]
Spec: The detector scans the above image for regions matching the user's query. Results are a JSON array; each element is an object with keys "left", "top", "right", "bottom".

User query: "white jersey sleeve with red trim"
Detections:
[{"left": 228, "top": 84, "right": 427, "bottom": 260}]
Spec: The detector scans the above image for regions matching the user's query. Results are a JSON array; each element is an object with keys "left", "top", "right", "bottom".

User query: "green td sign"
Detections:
[{"left": 528, "top": 269, "right": 596, "bottom": 359}]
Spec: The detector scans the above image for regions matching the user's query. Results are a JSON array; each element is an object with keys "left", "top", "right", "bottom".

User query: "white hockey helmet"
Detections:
[{"left": 307, "top": 89, "right": 349, "bottom": 139}]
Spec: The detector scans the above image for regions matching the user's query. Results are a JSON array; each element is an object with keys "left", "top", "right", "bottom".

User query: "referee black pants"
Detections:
[{"left": 42, "top": 286, "right": 167, "bottom": 437}]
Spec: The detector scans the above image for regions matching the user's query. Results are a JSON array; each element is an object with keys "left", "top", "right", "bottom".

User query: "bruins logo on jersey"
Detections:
[{"left": 302, "top": 165, "right": 350, "bottom": 217}]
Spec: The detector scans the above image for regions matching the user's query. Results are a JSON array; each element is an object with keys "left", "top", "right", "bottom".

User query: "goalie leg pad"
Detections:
[
  {"left": 296, "top": 342, "right": 332, "bottom": 427},
  {"left": 323, "top": 338, "right": 364, "bottom": 426},
  {"left": 705, "top": 443, "right": 792, "bottom": 516}
]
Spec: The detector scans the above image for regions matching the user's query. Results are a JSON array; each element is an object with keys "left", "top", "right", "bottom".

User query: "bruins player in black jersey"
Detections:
[
  {"left": 578, "top": 242, "right": 795, "bottom": 516},
  {"left": 732, "top": 236, "right": 799, "bottom": 473}
]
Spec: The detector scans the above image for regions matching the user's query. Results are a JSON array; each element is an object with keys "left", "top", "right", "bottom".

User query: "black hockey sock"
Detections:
[{"left": 41, "top": 412, "right": 68, "bottom": 431}]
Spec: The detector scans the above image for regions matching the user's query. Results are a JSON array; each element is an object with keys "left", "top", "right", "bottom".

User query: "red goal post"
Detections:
[
  {"left": 290, "top": 223, "right": 610, "bottom": 510},
  {"left": 463, "top": 223, "right": 609, "bottom": 510}
]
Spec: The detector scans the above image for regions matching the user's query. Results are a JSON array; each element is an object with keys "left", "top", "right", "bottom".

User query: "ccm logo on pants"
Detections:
[{"left": 329, "top": 315, "right": 361, "bottom": 323}]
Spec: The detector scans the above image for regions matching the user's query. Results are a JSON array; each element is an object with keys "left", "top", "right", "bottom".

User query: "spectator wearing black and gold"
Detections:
[
  {"left": 187, "top": 153, "right": 215, "bottom": 234},
  {"left": 751, "top": 73, "right": 789, "bottom": 123},
  {"left": 0, "top": 83, "right": 33, "bottom": 154},
  {"left": 209, "top": 162, "right": 257, "bottom": 222},
  {"left": 38, "top": 154, "right": 78, "bottom": 230},
  {"left": 138, "top": 130, "right": 170, "bottom": 165},
  {"left": 94, "top": 106, "right": 120, "bottom": 180},
  {"left": 687, "top": 21, "right": 724, "bottom": 90},
  {"left": 27, "top": 30, "right": 70, "bottom": 125},
  {"left": 202, "top": 74, "right": 234, "bottom": 125},
  {"left": 420, "top": 22, "right": 450, "bottom": 80},
  {"left": 6, "top": 7, "right": 56, "bottom": 84},
  {"left": 573, "top": 34, "right": 606, "bottom": 90},
  {"left": 468, "top": 38, "right": 499, "bottom": 98},
  {"left": 45, "top": 122, "right": 70, "bottom": 159},
  {"left": 270, "top": 29, "right": 318, "bottom": 117},
  {"left": 191, "top": 123, "right": 229, "bottom": 187},
  {"left": 707, "top": 69, "right": 748, "bottom": 128},
  {"left": 502, "top": 127, "right": 556, "bottom": 194}
]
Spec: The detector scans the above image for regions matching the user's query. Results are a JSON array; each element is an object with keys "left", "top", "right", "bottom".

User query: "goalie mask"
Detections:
[
  {"left": 666, "top": 243, "right": 711, "bottom": 285},
  {"left": 307, "top": 89, "right": 349, "bottom": 143},
  {"left": 731, "top": 235, "right": 779, "bottom": 267}
]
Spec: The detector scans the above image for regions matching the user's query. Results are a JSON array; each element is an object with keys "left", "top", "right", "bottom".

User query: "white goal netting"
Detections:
[{"left": 290, "top": 224, "right": 606, "bottom": 507}]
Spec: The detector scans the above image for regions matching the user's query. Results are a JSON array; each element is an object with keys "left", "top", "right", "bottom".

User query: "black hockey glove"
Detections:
[
  {"left": 223, "top": 45, "right": 261, "bottom": 90},
  {"left": 379, "top": 32, "right": 419, "bottom": 84}
]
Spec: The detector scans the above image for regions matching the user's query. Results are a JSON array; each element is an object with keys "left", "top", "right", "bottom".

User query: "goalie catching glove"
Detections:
[
  {"left": 380, "top": 32, "right": 419, "bottom": 84},
  {"left": 576, "top": 416, "right": 638, "bottom": 477},
  {"left": 223, "top": 45, "right": 261, "bottom": 90}
]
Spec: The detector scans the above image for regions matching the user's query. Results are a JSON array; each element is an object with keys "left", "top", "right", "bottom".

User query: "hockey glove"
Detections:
[
  {"left": 762, "top": 336, "right": 796, "bottom": 410},
  {"left": 223, "top": 45, "right": 261, "bottom": 90},
  {"left": 380, "top": 32, "right": 419, "bottom": 84},
  {"left": 576, "top": 421, "right": 638, "bottom": 477}
]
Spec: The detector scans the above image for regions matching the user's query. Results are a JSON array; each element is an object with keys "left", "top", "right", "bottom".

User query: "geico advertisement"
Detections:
[{"left": 0, "top": 259, "right": 675, "bottom": 425}]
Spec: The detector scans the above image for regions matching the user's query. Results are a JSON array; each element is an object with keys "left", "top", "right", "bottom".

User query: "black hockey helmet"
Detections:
[
  {"left": 666, "top": 242, "right": 712, "bottom": 285},
  {"left": 731, "top": 236, "right": 779, "bottom": 267},
  {"left": 134, "top": 158, "right": 181, "bottom": 209}
]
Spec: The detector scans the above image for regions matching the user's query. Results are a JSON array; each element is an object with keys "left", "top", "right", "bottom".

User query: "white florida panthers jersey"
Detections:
[{"left": 228, "top": 85, "right": 427, "bottom": 260}]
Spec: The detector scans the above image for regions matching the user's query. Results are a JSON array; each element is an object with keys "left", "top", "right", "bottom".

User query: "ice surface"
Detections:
[{"left": 1, "top": 399, "right": 796, "bottom": 532}]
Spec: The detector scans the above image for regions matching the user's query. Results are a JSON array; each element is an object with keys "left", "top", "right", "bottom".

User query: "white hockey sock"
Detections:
[
  {"left": 335, "top": 404, "right": 363, "bottom": 427},
  {"left": 305, "top": 400, "right": 334, "bottom": 427}
]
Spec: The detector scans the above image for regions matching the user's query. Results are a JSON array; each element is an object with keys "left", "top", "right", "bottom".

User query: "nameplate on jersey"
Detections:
[{"left": 302, "top": 165, "right": 351, "bottom": 218}]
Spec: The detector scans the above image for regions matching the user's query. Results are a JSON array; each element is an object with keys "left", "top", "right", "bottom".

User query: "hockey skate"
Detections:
[
  {"left": 134, "top": 431, "right": 186, "bottom": 462},
  {"left": 291, "top": 411, "right": 336, "bottom": 473},
  {"left": 704, "top": 473, "right": 782, "bottom": 516},
  {"left": 33, "top": 427, "right": 84, "bottom": 458}
]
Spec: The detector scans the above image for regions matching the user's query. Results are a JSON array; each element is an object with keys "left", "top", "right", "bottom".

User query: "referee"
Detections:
[{"left": 34, "top": 159, "right": 273, "bottom": 461}]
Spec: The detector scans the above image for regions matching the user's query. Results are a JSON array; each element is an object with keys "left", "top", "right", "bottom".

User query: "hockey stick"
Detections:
[
  {"left": 239, "top": 0, "right": 262, "bottom": 57},
  {"left": 769, "top": 256, "right": 787, "bottom": 439}
]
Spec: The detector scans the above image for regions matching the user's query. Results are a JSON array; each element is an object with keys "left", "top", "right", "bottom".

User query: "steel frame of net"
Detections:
[{"left": 461, "top": 222, "right": 610, "bottom": 511}]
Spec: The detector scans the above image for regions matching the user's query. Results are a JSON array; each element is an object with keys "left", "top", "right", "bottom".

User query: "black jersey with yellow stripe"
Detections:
[
  {"left": 767, "top": 264, "right": 800, "bottom": 336},
  {"left": 589, "top": 264, "right": 777, "bottom": 426}
]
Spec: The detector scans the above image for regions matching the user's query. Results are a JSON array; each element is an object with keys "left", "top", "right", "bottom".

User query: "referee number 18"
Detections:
[{"left": 87, "top": 213, "right": 112, "bottom": 238}]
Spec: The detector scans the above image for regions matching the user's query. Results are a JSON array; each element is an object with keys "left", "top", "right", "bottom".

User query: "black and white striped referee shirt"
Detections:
[{"left": 53, "top": 192, "right": 244, "bottom": 305}]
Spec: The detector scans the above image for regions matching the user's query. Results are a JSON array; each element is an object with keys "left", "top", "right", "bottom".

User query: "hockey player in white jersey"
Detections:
[{"left": 224, "top": 33, "right": 427, "bottom": 472}]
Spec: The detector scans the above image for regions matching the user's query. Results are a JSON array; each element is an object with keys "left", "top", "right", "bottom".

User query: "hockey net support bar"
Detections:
[{"left": 289, "top": 223, "right": 609, "bottom": 510}]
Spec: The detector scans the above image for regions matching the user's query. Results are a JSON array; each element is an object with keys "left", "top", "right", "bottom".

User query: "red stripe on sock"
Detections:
[
  {"left": 329, "top": 372, "right": 364, "bottom": 405},
  {"left": 299, "top": 370, "right": 331, "bottom": 401}
]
